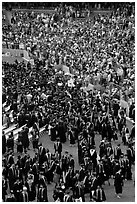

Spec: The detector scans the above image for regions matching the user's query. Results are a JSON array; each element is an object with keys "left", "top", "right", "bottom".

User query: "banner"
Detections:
[
  {"left": 3, "top": 10, "right": 12, "bottom": 25},
  {"left": 2, "top": 48, "right": 30, "bottom": 61}
]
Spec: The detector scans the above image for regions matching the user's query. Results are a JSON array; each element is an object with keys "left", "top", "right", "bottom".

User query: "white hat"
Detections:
[{"left": 23, "top": 186, "right": 27, "bottom": 191}]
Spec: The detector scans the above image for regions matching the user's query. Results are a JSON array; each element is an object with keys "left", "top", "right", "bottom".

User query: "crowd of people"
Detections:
[{"left": 2, "top": 2, "right": 135, "bottom": 202}]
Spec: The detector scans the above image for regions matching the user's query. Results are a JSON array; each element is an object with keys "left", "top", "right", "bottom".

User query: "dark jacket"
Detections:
[{"left": 37, "top": 186, "right": 48, "bottom": 202}]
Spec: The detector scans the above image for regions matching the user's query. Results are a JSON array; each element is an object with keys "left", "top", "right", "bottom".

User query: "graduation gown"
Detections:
[
  {"left": 25, "top": 181, "right": 36, "bottom": 201},
  {"left": 19, "top": 191, "right": 29, "bottom": 202},
  {"left": 114, "top": 173, "right": 123, "bottom": 194},
  {"left": 37, "top": 186, "right": 48, "bottom": 202},
  {"left": 93, "top": 188, "right": 106, "bottom": 202}
]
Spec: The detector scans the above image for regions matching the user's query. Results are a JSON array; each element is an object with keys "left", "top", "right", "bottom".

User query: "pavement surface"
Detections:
[{"left": 11, "top": 118, "right": 135, "bottom": 202}]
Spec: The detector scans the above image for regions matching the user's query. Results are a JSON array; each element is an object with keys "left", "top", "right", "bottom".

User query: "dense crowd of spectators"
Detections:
[{"left": 2, "top": 3, "right": 135, "bottom": 202}]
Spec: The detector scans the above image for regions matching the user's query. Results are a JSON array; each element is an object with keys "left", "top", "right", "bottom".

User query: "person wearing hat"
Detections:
[
  {"left": 56, "top": 120, "right": 66, "bottom": 143},
  {"left": 6, "top": 132, "right": 14, "bottom": 152},
  {"left": 105, "top": 142, "right": 113, "bottom": 158},
  {"left": 126, "top": 144, "right": 134, "bottom": 168},
  {"left": 90, "top": 146, "right": 97, "bottom": 171},
  {"left": 23, "top": 155, "right": 32, "bottom": 180},
  {"left": 19, "top": 186, "right": 29, "bottom": 202},
  {"left": 53, "top": 183, "right": 64, "bottom": 202},
  {"left": 7, "top": 150, "right": 14, "bottom": 167},
  {"left": 96, "top": 159, "right": 105, "bottom": 187},
  {"left": 99, "top": 140, "right": 106, "bottom": 159},
  {"left": 5, "top": 112, "right": 11, "bottom": 128},
  {"left": 69, "top": 154, "right": 75, "bottom": 169},
  {"left": 73, "top": 180, "right": 85, "bottom": 202},
  {"left": 78, "top": 140, "right": 83, "bottom": 165},
  {"left": 54, "top": 138, "right": 62, "bottom": 160},
  {"left": 101, "top": 118, "right": 108, "bottom": 140},
  {"left": 38, "top": 171, "right": 47, "bottom": 189},
  {"left": 89, "top": 173, "right": 98, "bottom": 201},
  {"left": 114, "top": 144, "right": 122, "bottom": 160},
  {"left": 65, "top": 165, "right": 75, "bottom": 189},
  {"left": 114, "top": 169, "right": 124, "bottom": 199},
  {"left": 21, "top": 126, "right": 30, "bottom": 152},
  {"left": 130, "top": 123, "right": 135, "bottom": 139},
  {"left": 123, "top": 154, "right": 132, "bottom": 180},
  {"left": 61, "top": 153, "right": 70, "bottom": 181},
  {"left": 2, "top": 175, "right": 8, "bottom": 202},
  {"left": 53, "top": 161, "right": 62, "bottom": 184},
  {"left": 13, "top": 177, "right": 23, "bottom": 202},
  {"left": 8, "top": 163, "right": 16, "bottom": 191},
  {"left": 79, "top": 164, "right": 85, "bottom": 182},
  {"left": 37, "top": 183, "right": 48, "bottom": 202},
  {"left": 31, "top": 127, "right": 38, "bottom": 151},
  {"left": 92, "top": 185, "right": 106, "bottom": 202},
  {"left": 38, "top": 143, "right": 46, "bottom": 166},
  {"left": 113, "top": 158, "right": 120, "bottom": 177},
  {"left": 25, "top": 174, "right": 36, "bottom": 201},
  {"left": 31, "top": 160, "right": 39, "bottom": 184},
  {"left": 51, "top": 121, "right": 57, "bottom": 141},
  {"left": 17, "top": 135, "right": 23, "bottom": 154},
  {"left": 112, "top": 98, "right": 120, "bottom": 118},
  {"left": 2, "top": 131, "right": 6, "bottom": 155},
  {"left": 83, "top": 170, "right": 90, "bottom": 194},
  {"left": 119, "top": 154, "right": 126, "bottom": 179},
  {"left": 68, "top": 127, "right": 76, "bottom": 146},
  {"left": 63, "top": 188, "right": 73, "bottom": 202}
]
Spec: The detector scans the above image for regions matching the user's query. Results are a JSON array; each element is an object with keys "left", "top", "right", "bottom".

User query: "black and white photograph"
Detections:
[{"left": 2, "top": 1, "right": 135, "bottom": 202}]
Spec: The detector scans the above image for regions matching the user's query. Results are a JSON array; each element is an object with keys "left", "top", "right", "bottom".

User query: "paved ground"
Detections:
[
  {"left": 4, "top": 112, "right": 134, "bottom": 202},
  {"left": 4, "top": 111, "right": 135, "bottom": 202},
  {"left": 12, "top": 119, "right": 134, "bottom": 202},
  {"left": 38, "top": 131, "right": 135, "bottom": 202}
]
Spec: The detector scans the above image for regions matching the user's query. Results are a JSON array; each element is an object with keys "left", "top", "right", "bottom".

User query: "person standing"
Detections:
[
  {"left": 13, "top": 177, "right": 23, "bottom": 202},
  {"left": 126, "top": 144, "right": 133, "bottom": 168},
  {"left": 19, "top": 186, "right": 29, "bottom": 202},
  {"left": 96, "top": 160, "right": 105, "bottom": 187},
  {"left": 17, "top": 134, "right": 23, "bottom": 154},
  {"left": 114, "top": 144, "right": 122, "bottom": 160},
  {"left": 25, "top": 175, "right": 36, "bottom": 201},
  {"left": 54, "top": 138, "right": 62, "bottom": 160},
  {"left": 63, "top": 189, "right": 73, "bottom": 202},
  {"left": 114, "top": 170, "right": 124, "bottom": 198},
  {"left": 68, "top": 127, "right": 75, "bottom": 146},
  {"left": 2, "top": 131, "right": 6, "bottom": 154},
  {"left": 38, "top": 143, "right": 46, "bottom": 166},
  {"left": 93, "top": 185, "right": 106, "bottom": 202},
  {"left": 37, "top": 184, "right": 48, "bottom": 202},
  {"left": 7, "top": 132, "right": 14, "bottom": 152},
  {"left": 2, "top": 175, "right": 8, "bottom": 201},
  {"left": 53, "top": 161, "right": 62, "bottom": 184},
  {"left": 74, "top": 181, "right": 85, "bottom": 202},
  {"left": 8, "top": 164, "right": 16, "bottom": 191},
  {"left": 90, "top": 173, "right": 98, "bottom": 201},
  {"left": 21, "top": 127, "right": 29, "bottom": 152}
]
